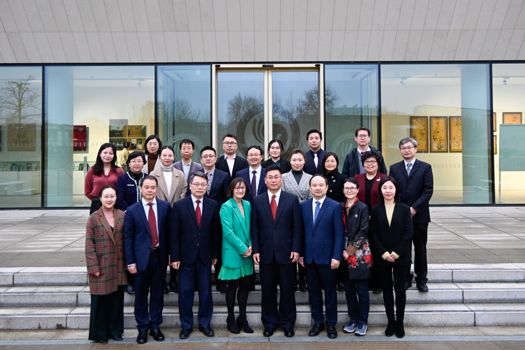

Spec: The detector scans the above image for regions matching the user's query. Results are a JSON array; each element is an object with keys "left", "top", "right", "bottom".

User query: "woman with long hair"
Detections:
[
  {"left": 322, "top": 152, "right": 345, "bottom": 203},
  {"left": 262, "top": 139, "right": 291, "bottom": 173},
  {"left": 85, "top": 143, "right": 124, "bottom": 214}
]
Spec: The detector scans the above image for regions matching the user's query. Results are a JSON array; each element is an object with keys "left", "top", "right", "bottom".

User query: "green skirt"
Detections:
[{"left": 218, "top": 262, "right": 254, "bottom": 281}]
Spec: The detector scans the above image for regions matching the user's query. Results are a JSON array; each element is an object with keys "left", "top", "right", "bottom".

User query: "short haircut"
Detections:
[
  {"left": 267, "top": 139, "right": 284, "bottom": 152},
  {"left": 322, "top": 151, "right": 339, "bottom": 169},
  {"left": 309, "top": 174, "right": 328, "bottom": 186},
  {"left": 190, "top": 171, "right": 208, "bottom": 183},
  {"left": 227, "top": 177, "right": 248, "bottom": 198},
  {"left": 200, "top": 146, "right": 217, "bottom": 156},
  {"left": 265, "top": 165, "right": 282, "bottom": 175},
  {"left": 360, "top": 150, "right": 381, "bottom": 166},
  {"left": 344, "top": 177, "right": 359, "bottom": 189},
  {"left": 355, "top": 127, "right": 371, "bottom": 137},
  {"left": 144, "top": 135, "right": 162, "bottom": 155},
  {"left": 399, "top": 137, "right": 418, "bottom": 148},
  {"left": 179, "top": 139, "right": 195, "bottom": 149},
  {"left": 159, "top": 145, "right": 175, "bottom": 155},
  {"left": 126, "top": 151, "right": 145, "bottom": 166},
  {"left": 378, "top": 176, "right": 400, "bottom": 202},
  {"left": 140, "top": 175, "right": 158, "bottom": 187},
  {"left": 306, "top": 128, "right": 323, "bottom": 141},
  {"left": 246, "top": 145, "right": 264, "bottom": 156},
  {"left": 222, "top": 134, "right": 238, "bottom": 141}
]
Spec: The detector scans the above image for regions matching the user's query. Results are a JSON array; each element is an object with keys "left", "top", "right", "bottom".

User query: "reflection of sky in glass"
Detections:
[
  {"left": 272, "top": 71, "right": 317, "bottom": 121},
  {"left": 217, "top": 72, "right": 264, "bottom": 123}
]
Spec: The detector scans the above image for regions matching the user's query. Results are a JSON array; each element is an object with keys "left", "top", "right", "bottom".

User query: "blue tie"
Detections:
[{"left": 313, "top": 200, "right": 321, "bottom": 223}]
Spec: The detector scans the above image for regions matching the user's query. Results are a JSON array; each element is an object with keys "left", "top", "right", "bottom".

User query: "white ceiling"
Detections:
[{"left": 0, "top": 0, "right": 524, "bottom": 64}]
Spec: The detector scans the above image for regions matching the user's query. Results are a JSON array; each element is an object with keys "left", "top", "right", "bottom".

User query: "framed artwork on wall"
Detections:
[
  {"left": 430, "top": 116, "right": 448, "bottom": 153},
  {"left": 73, "top": 125, "right": 88, "bottom": 152},
  {"left": 449, "top": 116, "right": 462, "bottom": 152},
  {"left": 409, "top": 116, "right": 429, "bottom": 153},
  {"left": 502, "top": 112, "right": 522, "bottom": 124}
]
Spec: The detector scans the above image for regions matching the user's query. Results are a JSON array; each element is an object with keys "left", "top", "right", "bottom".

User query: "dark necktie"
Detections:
[
  {"left": 270, "top": 194, "right": 277, "bottom": 221},
  {"left": 251, "top": 170, "right": 257, "bottom": 196},
  {"left": 406, "top": 162, "right": 413, "bottom": 175},
  {"left": 195, "top": 199, "right": 202, "bottom": 227},
  {"left": 147, "top": 203, "right": 159, "bottom": 248}
]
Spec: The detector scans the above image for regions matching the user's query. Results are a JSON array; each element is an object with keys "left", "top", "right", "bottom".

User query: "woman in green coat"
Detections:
[{"left": 219, "top": 177, "right": 254, "bottom": 334}]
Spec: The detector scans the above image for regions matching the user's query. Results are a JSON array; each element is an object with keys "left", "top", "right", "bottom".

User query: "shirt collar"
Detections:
[{"left": 142, "top": 198, "right": 157, "bottom": 206}]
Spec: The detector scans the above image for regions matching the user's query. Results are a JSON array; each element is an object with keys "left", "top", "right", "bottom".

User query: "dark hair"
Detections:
[
  {"left": 355, "top": 127, "right": 371, "bottom": 137},
  {"left": 290, "top": 149, "right": 306, "bottom": 159},
  {"left": 144, "top": 135, "right": 162, "bottom": 155},
  {"left": 159, "top": 145, "right": 175, "bottom": 156},
  {"left": 227, "top": 177, "right": 247, "bottom": 198},
  {"left": 246, "top": 145, "right": 264, "bottom": 157},
  {"left": 93, "top": 143, "right": 118, "bottom": 176},
  {"left": 99, "top": 185, "right": 117, "bottom": 197},
  {"left": 344, "top": 177, "right": 359, "bottom": 189},
  {"left": 309, "top": 174, "right": 328, "bottom": 186},
  {"left": 200, "top": 146, "right": 217, "bottom": 156},
  {"left": 190, "top": 172, "right": 208, "bottom": 184},
  {"left": 322, "top": 151, "right": 339, "bottom": 175},
  {"left": 179, "top": 139, "right": 195, "bottom": 150},
  {"left": 126, "top": 151, "right": 145, "bottom": 166},
  {"left": 360, "top": 150, "right": 381, "bottom": 166},
  {"left": 265, "top": 165, "right": 282, "bottom": 175},
  {"left": 222, "top": 134, "right": 238, "bottom": 142},
  {"left": 306, "top": 129, "right": 322, "bottom": 141},
  {"left": 378, "top": 176, "right": 400, "bottom": 202},
  {"left": 267, "top": 139, "right": 284, "bottom": 152},
  {"left": 140, "top": 175, "right": 158, "bottom": 187}
]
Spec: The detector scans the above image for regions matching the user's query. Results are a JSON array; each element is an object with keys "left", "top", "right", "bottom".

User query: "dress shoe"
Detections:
[
  {"left": 227, "top": 316, "right": 240, "bottom": 334},
  {"left": 93, "top": 339, "right": 108, "bottom": 344},
  {"left": 150, "top": 328, "right": 165, "bottom": 341},
  {"left": 417, "top": 283, "right": 429, "bottom": 292},
  {"left": 179, "top": 328, "right": 192, "bottom": 339},
  {"left": 284, "top": 328, "right": 295, "bottom": 337},
  {"left": 136, "top": 329, "right": 148, "bottom": 344},
  {"left": 395, "top": 321, "right": 405, "bottom": 338},
  {"left": 237, "top": 316, "right": 254, "bottom": 333},
  {"left": 125, "top": 284, "right": 135, "bottom": 295},
  {"left": 110, "top": 335, "right": 123, "bottom": 341},
  {"left": 263, "top": 328, "right": 274, "bottom": 337},
  {"left": 326, "top": 324, "right": 338, "bottom": 339},
  {"left": 198, "top": 325, "right": 215, "bottom": 337},
  {"left": 308, "top": 323, "right": 324, "bottom": 336},
  {"left": 169, "top": 281, "right": 178, "bottom": 293},
  {"left": 385, "top": 321, "right": 396, "bottom": 337}
]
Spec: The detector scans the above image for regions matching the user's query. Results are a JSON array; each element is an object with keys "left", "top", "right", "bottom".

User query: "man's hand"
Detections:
[
  {"left": 252, "top": 253, "right": 260, "bottom": 264},
  {"left": 330, "top": 259, "right": 340, "bottom": 269},
  {"left": 290, "top": 252, "right": 299, "bottom": 263},
  {"left": 127, "top": 264, "right": 137, "bottom": 274},
  {"left": 298, "top": 257, "right": 305, "bottom": 267},
  {"left": 170, "top": 261, "right": 180, "bottom": 270},
  {"left": 212, "top": 258, "right": 217, "bottom": 266},
  {"left": 410, "top": 207, "right": 417, "bottom": 217}
]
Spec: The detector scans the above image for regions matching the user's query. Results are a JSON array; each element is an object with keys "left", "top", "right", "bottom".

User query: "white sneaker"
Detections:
[
  {"left": 355, "top": 322, "right": 367, "bottom": 336},
  {"left": 343, "top": 322, "right": 357, "bottom": 333}
]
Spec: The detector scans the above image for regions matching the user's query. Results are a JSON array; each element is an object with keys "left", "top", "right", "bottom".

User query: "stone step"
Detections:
[
  {"left": 2, "top": 303, "right": 525, "bottom": 330},
  {"left": 3, "top": 282, "right": 525, "bottom": 307},
  {"left": 1, "top": 264, "right": 525, "bottom": 287}
]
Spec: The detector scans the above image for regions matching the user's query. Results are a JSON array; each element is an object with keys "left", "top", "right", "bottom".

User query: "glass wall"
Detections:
[
  {"left": 157, "top": 66, "right": 211, "bottom": 160},
  {"left": 0, "top": 67, "right": 42, "bottom": 208},
  {"left": 45, "top": 66, "right": 154, "bottom": 207},
  {"left": 492, "top": 64, "right": 525, "bottom": 204},
  {"left": 381, "top": 64, "right": 491, "bottom": 204},
  {"left": 325, "top": 64, "right": 379, "bottom": 170}
]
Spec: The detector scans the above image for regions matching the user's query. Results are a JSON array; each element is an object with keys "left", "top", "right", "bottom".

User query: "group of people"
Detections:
[{"left": 84, "top": 128, "right": 433, "bottom": 344}]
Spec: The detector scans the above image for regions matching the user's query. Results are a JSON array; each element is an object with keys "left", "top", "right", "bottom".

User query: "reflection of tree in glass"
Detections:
[
  {"left": 227, "top": 93, "right": 263, "bottom": 122},
  {"left": 0, "top": 78, "right": 40, "bottom": 126}
]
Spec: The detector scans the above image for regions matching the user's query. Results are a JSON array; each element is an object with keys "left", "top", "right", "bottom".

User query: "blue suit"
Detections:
[
  {"left": 300, "top": 197, "right": 344, "bottom": 326},
  {"left": 170, "top": 196, "right": 220, "bottom": 331},
  {"left": 251, "top": 191, "right": 303, "bottom": 331},
  {"left": 124, "top": 199, "right": 171, "bottom": 331},
  {"left": 235, "top": 167, "right": 267, "bottom": 203},
  {"left": 206, "top": 168, "right": 230, "bottom": 205}
]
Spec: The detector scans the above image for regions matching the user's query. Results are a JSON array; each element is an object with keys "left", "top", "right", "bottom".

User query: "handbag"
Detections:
[{"left": 346, "top": 239, "right": 373, "bottom": 280}]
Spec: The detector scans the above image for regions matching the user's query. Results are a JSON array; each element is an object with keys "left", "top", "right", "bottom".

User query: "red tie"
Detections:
[
  {"left": 195, "top": 199, "right": 202, "bottom": 227},
  {"left": 271, "top": 195, "right": 277, "bottom": 221},
  {"left": 147, "top": 203, "right": 159, "bottom": 248}
]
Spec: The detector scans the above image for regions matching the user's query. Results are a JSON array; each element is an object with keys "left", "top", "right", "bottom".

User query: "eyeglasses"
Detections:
[
  {"left": 129, "top": 159, "right": 143, "bottom": 164},
  {"left": 191, "top": 182, "right": 207, "bottom": 187},
  {"left": 364, "top": 160, "right": 377, "bottom": 164},
  {"left": 344, "top": 187, "right": 358, "bottom": 191},
  {"left": 266, "top": 175, "right": 281, "bottom": 180},
  {"left": 201, "top": 154, "right": 215, "bottom": 159},
  {"left": 357, "top": 134, "right": 369, "bottom": 138},
  {"left": 223, "top": 141, "right": 237, "bottom": 145},
  {"left": 400, "top": 146, "right": 415, "bottom": 151}
]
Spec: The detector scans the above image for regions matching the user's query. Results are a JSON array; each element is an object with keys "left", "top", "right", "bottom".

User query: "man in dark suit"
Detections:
[
  {"left": 300, "top": 175, "right": 344, "bottom": 339},
  {"left": 235, "top": 145, "right": 267, "bottom": 203},
  {"left": 200, "top": 145, "right": 230, "bottom": 292},
  {"left": 216, "top": 134, "right": 248, "bottom": 178},
  {"left": 342, "top": 127, "right": 387, "bottom": 178},
  {"left": 170, "top": 172, "right": 220, "bottom": 339},
  {"left": 174, "top": 138, "right": 204, "bottom": 184},
  {"left": 251, "top": 165, "right": 303, "bottom": 337},
  {"left": 304, "top": 129, "right": 326, "bottom": 175},
  {"left": 124, "top": 175, "right": 171, "bottom": 344},
  {"left": 389, "top": 137, "right": 434, "bottom": 293}
]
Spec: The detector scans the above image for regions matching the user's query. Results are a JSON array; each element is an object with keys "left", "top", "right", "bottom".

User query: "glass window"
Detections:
[
  {"left": 325, "top": 64, "right": 379, "bottom": 171},
  {"left": 492, "top": 64, "right": 525, "bottom": 204},
  {"left": 157, "top": 65, "right": 211, "bottom": 159},
  {"left": 0, "top": 67, "right": 42, "bottom": 208},
  {"left": 45, "top": 66, "right": 154, "bottom": 207},
  {"left": 381, "top": 64, "right": 491, "bottom": 204}
]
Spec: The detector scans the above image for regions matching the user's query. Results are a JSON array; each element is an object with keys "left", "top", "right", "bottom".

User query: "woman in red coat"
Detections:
[
  {"left": 85, "top": 185, "right": 127, "bottom": 344},
  {"left": 355, "top": 150, "right": 387, "bottom": 211}
]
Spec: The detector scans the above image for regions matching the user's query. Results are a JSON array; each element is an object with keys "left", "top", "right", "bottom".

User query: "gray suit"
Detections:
[{"left": 281, "top": 171, "right": 312, "bottom": 203}]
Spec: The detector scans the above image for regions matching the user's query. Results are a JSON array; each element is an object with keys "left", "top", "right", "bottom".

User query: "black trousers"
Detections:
[
  {"left": 260, "top": 261, "right": 296, "bottom": 330},
  {"left": 412, "top": 222, "right": 429, "bottom": 284},
  {"left": 88, "top": 286, "right": 124, "bottom": 342},
  {"left": 377, "top": 264, "right": 407, "bottom": 323}
]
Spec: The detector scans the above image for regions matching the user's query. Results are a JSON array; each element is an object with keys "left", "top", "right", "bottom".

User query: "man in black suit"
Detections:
[
  {"left": 304, "top": 129, "right": 326, "bottom": 175},
  {"left": 124, "top": 175, "right": 171, "bottom": 344},
  {"left": 216, "top": 134, "right": 248, "bottom": 178},
  {"left": 200, "top": 145, "right": 230, "bottom": 293},
  {"left": 170, "top": 172, "right": 220, "bottom": 339},
  {"left": 389, "top": 137, "right": 434, "bottom": 292},
  {"left": 251, "top": 166, "right": 303, "bottom": 337},
  {"left": 342, "top": 127, "right": 387, "bottom": 178},
  {"left": 235, "top": 145, "right": 267, "bottom": 203}
]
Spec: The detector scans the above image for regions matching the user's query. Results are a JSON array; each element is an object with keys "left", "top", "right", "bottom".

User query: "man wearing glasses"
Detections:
[
  {"left": 342, "top": 127, "right": 387, "bottom": 178},
  {"left": 216, "top": 134, "right": 248, "bottom": 178}
]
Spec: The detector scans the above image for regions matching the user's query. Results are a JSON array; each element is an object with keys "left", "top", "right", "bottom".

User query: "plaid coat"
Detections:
[{"left": 85, "top": 208, "right": 127, "bottom": 295}]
